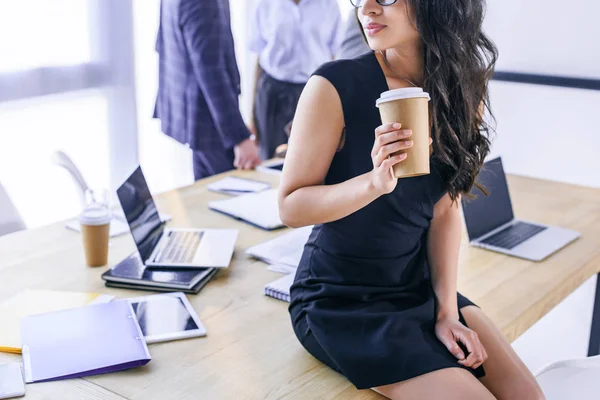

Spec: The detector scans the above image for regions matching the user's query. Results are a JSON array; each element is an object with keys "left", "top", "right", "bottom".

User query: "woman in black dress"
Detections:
[{"left": 278, "top": 0, "right": 545, "bottom": 399}]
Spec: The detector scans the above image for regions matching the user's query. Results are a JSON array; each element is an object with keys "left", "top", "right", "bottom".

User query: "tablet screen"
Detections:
[
  {"left": 269, "top": 162, "right": 284, "bottom": 171},
  {"left": 130, "top": 296, "right": 199, "bottom": 338}
]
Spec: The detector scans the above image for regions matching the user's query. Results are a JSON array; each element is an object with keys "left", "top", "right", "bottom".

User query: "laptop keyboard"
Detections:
[
  {"left": 155, "top": 231, "right": 204, "bottom": 264},
  {"left": 480, "top": 221, "right": 547, "bottom": 250}
]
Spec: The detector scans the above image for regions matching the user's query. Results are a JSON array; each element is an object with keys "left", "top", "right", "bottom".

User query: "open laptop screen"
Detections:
[
  {"left": 117, "top": 167, "right": 164, "bottom": 262},
  {"left": 461, "top": 157, "right": 515, "bottom": 241}
]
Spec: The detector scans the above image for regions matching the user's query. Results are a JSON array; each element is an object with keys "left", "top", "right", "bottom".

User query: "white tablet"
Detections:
[
  {"left": 256, "top": 159, "right": 284, "bottom": 175},
  {"left": 0, "top": 363, "right": 25, "bottom": 399},
  {"left": 126, "top": 292, "right": 206, "bottom": 344}
]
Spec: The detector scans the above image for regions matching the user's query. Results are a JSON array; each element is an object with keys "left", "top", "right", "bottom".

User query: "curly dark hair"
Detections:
[{"left": 358, "top": 0, "right": 498, "bottom": 201}]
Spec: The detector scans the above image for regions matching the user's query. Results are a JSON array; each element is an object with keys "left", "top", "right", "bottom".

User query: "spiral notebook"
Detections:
[{"left": 264, "top": 274, "right": 295, "bottom": 303}]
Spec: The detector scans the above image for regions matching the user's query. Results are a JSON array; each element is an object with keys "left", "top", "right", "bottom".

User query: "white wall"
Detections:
[
  {"left": 483, "top": 0, "right": 600, "bottom": 79},
  {"left": 486, "top": 81, "right": 600, "bottom": 188},
  {"left": 483, "top": 1, "right": 600, "bottom": 188}
]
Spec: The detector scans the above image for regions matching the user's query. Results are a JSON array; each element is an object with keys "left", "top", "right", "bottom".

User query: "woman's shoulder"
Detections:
[
  {"left": 313, "top": 51, "right": 375, "bottom": 79},
  {"left": 311, "top": 52, "right": 376, "bottom": 95}
]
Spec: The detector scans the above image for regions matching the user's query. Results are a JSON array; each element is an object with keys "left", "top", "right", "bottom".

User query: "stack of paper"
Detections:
[
  {"left": 246, "top": 226, "right": 313, "bottom": 273},
  {"left": 206, "top": 176, "right": 270, "bottom": 196}
]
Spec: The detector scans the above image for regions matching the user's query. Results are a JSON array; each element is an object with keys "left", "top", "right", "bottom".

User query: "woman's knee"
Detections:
[{"left": 498, "top": 381, "right": 545, "bottom": 400}]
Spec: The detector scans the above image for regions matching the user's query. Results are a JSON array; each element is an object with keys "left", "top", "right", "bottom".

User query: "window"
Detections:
[
  {"left": 0, "top": 0, "right": 138, "bottom": 229},
  {"left": 0, "top": 91, "right": 110, "bottom": 228},
  {"left": 0, "top": 0, "right": 90, "bottom": 72}
]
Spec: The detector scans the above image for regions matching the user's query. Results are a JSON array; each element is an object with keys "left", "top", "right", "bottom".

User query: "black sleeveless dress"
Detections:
[{"left": 289, "top": 52, "right": 485, "bottom": 390}]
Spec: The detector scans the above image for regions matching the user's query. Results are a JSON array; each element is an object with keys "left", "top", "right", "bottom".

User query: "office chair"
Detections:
[
  {"left": 51, "top": 150, "right": 90, "bottom": 207},
  {"left": 0, "top": 183, "right": 26, "bottom": 236},
  {"left": 535, "top": 355, "right": 600, "bottom": 399}
]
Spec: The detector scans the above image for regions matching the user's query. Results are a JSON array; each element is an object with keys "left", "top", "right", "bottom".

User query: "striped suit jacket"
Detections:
[{"left": 154, "top": 0, "right": 250, "bottom": 151}]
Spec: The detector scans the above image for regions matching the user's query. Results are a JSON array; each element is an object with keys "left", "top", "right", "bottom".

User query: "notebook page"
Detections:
[{"left": 246, "top": 226, "right": 312, "bottom": 267}]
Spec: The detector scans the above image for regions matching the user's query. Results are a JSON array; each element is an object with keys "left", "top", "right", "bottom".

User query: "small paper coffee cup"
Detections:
[
  {"left": 79, "top": 207, "right": 111, "bottom": 267},
  {"left": 376, "top": 88, "right": 431, "bottom": 179}
]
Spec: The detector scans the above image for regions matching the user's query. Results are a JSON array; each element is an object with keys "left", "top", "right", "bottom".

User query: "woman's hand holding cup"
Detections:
[
  {"left": 369, "top": 122, "right": 433, "bottom": 196},
  {"left": 369, "top": 122, "right": 413, "bottom": 195}
]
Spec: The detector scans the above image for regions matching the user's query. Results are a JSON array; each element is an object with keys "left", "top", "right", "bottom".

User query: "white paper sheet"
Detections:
[
  {"left": 246, "top": 226, "right": 313, "bottom": 268},
  {"left": 206, "top": 177, "right": 270, "bottom": 195}
]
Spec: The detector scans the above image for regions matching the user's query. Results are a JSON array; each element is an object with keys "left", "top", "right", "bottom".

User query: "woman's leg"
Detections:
[
  {"left": 373, "top": 368, "right": 496, "bottom": 400},
  {"left": 461, "top": 306, "right": 546, "bottom": 400}
]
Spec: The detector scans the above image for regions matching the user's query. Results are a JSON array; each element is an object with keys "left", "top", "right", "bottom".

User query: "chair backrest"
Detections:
[
  {"left": 535, "top": 355, "right": 600, "bottom": 399},
  {"left": 51, "top": 150, "right": 90, "bottom": 207},
  {"left": 0, "top": 183, "right": 26, "bottom": 236}
]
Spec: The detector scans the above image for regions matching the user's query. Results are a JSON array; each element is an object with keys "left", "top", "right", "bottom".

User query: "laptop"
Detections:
[
  {"left": 461, "top": 157, "right": 580, "bottom": 261},
  {"left": 117, "top": 167, "right": 238, "bottom": 268}
]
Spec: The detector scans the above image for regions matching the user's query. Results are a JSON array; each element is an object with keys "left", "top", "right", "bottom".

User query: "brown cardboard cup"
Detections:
[
  {"left": 376, "top": 88, "right": 431, "bottom": 178},
  {"left": 79, "top": 207, "right": 111, "bottom": 267}
]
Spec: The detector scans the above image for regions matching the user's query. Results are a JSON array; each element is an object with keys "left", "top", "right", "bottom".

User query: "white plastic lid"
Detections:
[
  {"left": 376, "top": 87, "right": 431, "bottom": 107},
  {"left": 79, "top": 206, "right": 111, "bottom": 226}
]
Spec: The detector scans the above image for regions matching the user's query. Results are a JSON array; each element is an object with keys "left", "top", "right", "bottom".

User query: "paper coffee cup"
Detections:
[
  {"left": 79, "top": 206, "right": 111, "bottom": 267},
  {"left": 376, "top": 88, "right": 431, "bottom": 178}
]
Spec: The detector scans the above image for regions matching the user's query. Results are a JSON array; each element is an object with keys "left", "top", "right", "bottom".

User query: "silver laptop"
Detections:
[
  {"left": 117, "top": 167, "right": 238, "bottom": 268},
  {"left": 461, "top": 157, "right": 580, "bottom": 261}
]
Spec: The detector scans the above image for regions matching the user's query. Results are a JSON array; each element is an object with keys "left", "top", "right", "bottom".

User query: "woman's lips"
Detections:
[{"left": 365, "top": 23, "right": 386, "bottom": 36}]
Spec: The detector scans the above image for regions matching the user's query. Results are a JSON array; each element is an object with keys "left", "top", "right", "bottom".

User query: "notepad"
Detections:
[
  {"left": 209, "top": 189, "right": 284, "bottom": 230},
  {"left": 21, "top": 301, "right": 151, "bottom": 383},
  {"left": 0, "top": 290, "right": 114, "bottom": 354},
  {"left": 246, "top": 226, "right": 312, "bottom": 268},
  {"left": 206, "top": 176, "right": 270, "bottom": 196},
  {"left": 264, "top": 274, "right": 295, "bottom": 303}
]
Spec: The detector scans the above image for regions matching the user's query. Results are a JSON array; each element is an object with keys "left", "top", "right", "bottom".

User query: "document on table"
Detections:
[
  {"left": 206, "top": 176, "right": 270, "bottom": 196},
  {"left": 246, "top": 226, "right": 313, "bottom": 269}
]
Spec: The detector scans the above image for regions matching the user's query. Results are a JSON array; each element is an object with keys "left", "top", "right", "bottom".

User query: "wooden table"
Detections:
[{"left": 1, "top": 169, "right": 599, "bottom": 400}]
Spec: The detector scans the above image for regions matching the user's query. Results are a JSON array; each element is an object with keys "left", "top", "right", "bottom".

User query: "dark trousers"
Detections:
[
  {"left": 192, "top": 147, "right": 235, "bottom": 181},
  {"left": 254, "top": 72, "right": 305, "bottom": 160}
]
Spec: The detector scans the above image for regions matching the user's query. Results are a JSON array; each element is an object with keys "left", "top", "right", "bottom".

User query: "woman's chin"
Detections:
[{"left": 365, "top": 39, "right": 387, "bottom": 52}]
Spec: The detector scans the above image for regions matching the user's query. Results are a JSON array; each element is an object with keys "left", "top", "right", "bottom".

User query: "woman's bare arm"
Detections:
[
  {"left": 428, "top": 193, "right": 462, "bottom": 320},
  {"left": 278, "top": 76, "right": 381, "bottom": 228}
]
